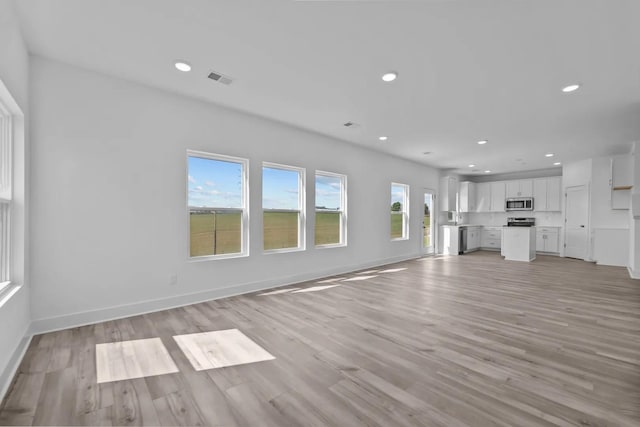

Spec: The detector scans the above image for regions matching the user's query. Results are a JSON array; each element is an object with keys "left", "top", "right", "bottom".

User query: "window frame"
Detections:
[
  {"left": 262, "top": 162, "right": 306, "bottom": 254},
  {"left": 0, "top": 105, "right": 12, "bottom": 289},
  {"left": 314, "top": 170, "right": 347, "bottom": 248},
  {"left": 391, "top": 182, "right": 410, "bottom": 241},
  {"left": 186, "top": 150, "right": 249, "bottom": 261}
]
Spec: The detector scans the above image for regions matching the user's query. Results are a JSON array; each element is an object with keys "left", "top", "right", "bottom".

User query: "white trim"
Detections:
[
  {"left": 0, "top": 283, "right": 19, "bottom": 308},
  {"left": 628, "top": 266, "right": 640, "bottom": 280},
  {"left": 30, "top": 253, "right": 420, "bottom": 335},
  {"left": 262, "top": 162, "right": 306, "bottom": 252},
  {"left": 0, "top": 329, "right": 31, "bottom": 403},
  {"left": 186, "top": 150, "right": 249, "bottom": 260}
]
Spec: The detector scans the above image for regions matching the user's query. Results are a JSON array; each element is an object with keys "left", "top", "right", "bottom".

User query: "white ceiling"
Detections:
[{"left": 13, "top": 0, "right": 640, "bottom": 175}]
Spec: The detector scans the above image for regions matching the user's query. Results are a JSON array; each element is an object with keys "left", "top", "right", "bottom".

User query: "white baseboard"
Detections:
[
  {"left": 627, "top": 266, "right": 640, "bottom": 280},
  {"left": 0, "top": 331, "right": 32, "bottom": 403},
  {"left": 30, "top": 253, "right": 419, "bottom": 335}
]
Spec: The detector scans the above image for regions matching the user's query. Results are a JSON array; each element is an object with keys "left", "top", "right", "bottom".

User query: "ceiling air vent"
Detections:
[{"left": 208, "top": 70, "right": 233, "bottom": 85}]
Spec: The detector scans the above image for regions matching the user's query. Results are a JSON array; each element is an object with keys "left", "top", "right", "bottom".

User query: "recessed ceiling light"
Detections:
[
  {"left": 562, "top": 83, "right": 580, "bottom": 93},
  {"left": 477, "top": 140, "right": 488, "bottom": 145},
  {"left": 553, "top": 162, "right": 561, "bottom": 166},
  {"left": 468, "top": 164, "right": 476, "bottom": 168},
  {"left": 174, "top": 61, "right": 192, "bottom": 72},
  {"left": 382, "top": 72, "right": 398, "bottom": 82},
  {"left": 484, "top": 170, "right": 491, "bottom": 173},
  {"left": 379, "top": 136, "right": 388, "bottom": 141},
  {"left": 545, "top": 153, "right": 554, "bottom": 157}
]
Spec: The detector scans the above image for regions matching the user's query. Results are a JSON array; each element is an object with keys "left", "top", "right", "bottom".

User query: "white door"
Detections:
[
  {"left": 565, "top": 185, "right": 589, "bottom": 259},
  {"left": 423, "top": 191, "right": 435, "bottom": 254}
]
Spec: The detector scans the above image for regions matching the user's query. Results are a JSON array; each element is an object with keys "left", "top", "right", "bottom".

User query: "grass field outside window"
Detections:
[
  {"left": 187, "top": 151, "right": 248, "bottom": 259},
  {"left": 315, "top": 171, "right": 346, "bottom": 247},
  {"left": 263, "top": 163, "right": 305, "bottom": 252},
  {"left": 391, "top": 182, "right": 409, "bottom": 240}
]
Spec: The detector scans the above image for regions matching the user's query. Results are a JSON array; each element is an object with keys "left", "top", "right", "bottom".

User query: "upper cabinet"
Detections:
[
  {"left": 533, "top": 176, "right": 561, "bottom": 211},
  {"left": 547, "top": 176, "right": 561, "bottom": 211},
  {"left": 476, "top": 182, "right": 491, "bottom": 212},
  {"left": 611, "top": 155, "right": 632, "bottom": 210},
  {"left": 440, "top": 176, "right": 458, "bottom": 211},
  {"left": 490, "top": 181, "right": 506, "bottom": 212},
  {"left": 505, "top": 179, "right": 533, "bottom": 198},
  {"left": 459, "top": 181, "right": 476, "bottom": 212}
]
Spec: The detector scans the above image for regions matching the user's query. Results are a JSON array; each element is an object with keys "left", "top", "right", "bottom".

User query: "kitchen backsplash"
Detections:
[{"left": 466, "top": 212, "right": 563, "bottom": 227}]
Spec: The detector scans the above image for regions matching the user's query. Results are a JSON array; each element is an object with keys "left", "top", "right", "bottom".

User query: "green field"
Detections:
[
  {"left": 191, "top": 211, "right": 431, "bottom": 256},
  {"left": 315, "top": 211, "right": 341, "bottom": 246},
  {"left": 424, "top": 215, "right": 431, "bottom": 247},
  {"left": 190, "top": 211, "right": 242, "bottom": 257},
  {"left": 190, "top": 211, "right": 343, "bottom": 256},
  {"left": 391, "top": 213, "right": 403, "bottom": 239},
  {"left": 262, "top": 211, "right": 299, "bottom": 250}
]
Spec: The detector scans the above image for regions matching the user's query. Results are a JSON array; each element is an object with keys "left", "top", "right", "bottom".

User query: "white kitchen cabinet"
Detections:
[
  {"left": 536, "top": 227, "right": 559, "bottom": 253},
  {"left": 611, "top": 155, "right": 633, "bottom": 210},
  {"left": 476, "top": 182, "right": 491, "bottom": 212},
  {"left": 490, "top": 182, "right": 506, "bottom": 212},
  {"left": 441, "top": 225, "right": 460, "bottom": 255},
  {"left": 481, "top": 227, "right": 502, "bottom": 250},
  {"left": 440, "top": 176, "right": 458, "bottom": 211},
  {"left": 533, "top": 178, "right": 547, "bottom": 211},
  {"left": 547, "top": 177, "right": 561, "bottom": 211},
  {"left": 467, "top": 226, "right": 481, "bottom": 250},
  {"left": 506, "top": 179, "right": 533, "bottom": 198},
  {"left": 459, "top": 181, "right": 476, "bottom": 212},
  {"left": 533, "top": 177, "right": 561, "bottom": 212},
  {"left": 503, "top": 227, "right": 536, "bottom": 261}
]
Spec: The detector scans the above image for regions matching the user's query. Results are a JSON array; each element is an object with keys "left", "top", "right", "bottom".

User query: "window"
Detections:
[
  {"left": 263, "top": 163, "right": 305, "bottom": 251},
  {"left": 391, "top": 183, "right": 409, "bottom": 240},
  {"left": 315, "top": 171, "right": 346, "bottom": 247},
  {"left": 0, "top": 106, "right": 11, "bottom": 286},
  {"left": 187, "top": 151, "right": 248, "bottom": 259}
]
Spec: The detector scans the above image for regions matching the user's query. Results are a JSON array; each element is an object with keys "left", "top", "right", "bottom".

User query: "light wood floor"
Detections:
[{"left": 1, "top": 252, "right": 639, "bottom": 426}]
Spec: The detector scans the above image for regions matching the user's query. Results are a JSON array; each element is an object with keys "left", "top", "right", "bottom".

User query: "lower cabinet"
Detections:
[
  {"left": 467, "top": 227, "right": 481, "bottom": 251},
  {"left": 536, "top": 227, "right": 559, "bottom": 253},
  {"left": 481, "top": 227, "right": 502, "bottom": 250}
]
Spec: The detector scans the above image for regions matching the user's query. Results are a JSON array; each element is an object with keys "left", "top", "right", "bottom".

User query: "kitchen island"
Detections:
[{"left": 501, "top": 226, "right": 536, "bottom": 262}]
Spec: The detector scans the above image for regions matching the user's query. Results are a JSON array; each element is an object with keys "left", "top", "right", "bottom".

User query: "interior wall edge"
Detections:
[
  {"left": 29, "top": 253, "right": 420, "bottom": 336},
  {"left": 627, "top": 266, "right": 640, "bottom": 280},
  {"left": 0, "top": 326, "right": 32, "bottom": 403}
]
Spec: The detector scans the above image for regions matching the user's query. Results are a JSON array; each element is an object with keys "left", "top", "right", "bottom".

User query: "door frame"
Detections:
[
  {"left": 563, "top": 184, "right": 591, "bottom": 260},
  {"left": 422, "top": 189, "right": 437, "bottom": 255}
]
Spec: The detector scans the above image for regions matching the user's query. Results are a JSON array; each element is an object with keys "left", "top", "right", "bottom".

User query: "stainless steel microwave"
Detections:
[{"left": 505, "top": 197, "right": 534, "bottom": 211}]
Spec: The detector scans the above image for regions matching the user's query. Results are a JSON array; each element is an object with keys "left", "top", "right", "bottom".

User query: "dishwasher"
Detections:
[{"left": 458, "top": 226, "right": 468, "bottom": 255}]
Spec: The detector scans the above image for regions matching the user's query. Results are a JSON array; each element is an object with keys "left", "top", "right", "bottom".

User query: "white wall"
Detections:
[
  {"left": 29, "top": 57, "right": 440, "bottom": 330},
  {"left": 562, "top": 156, "right": 633, "bottom": 267},
  {"left": 0, "top": 0, "right": 31, "bottom": 400}
]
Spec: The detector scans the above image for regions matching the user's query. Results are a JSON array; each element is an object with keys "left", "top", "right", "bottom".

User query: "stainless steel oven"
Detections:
[{"left": 505, "top": 197, "right": 533, "bottom": 211}]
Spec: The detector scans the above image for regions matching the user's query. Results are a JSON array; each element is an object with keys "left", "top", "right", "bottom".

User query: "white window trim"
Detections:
[
  {"left": 315, "top": 170, "right": 347, "bottom": 248},
  {"left": 0, "top": 102, "right": 12, "bottom": 284},
  {"left": 391, "top": 182, "right": 410, "bottom": 241},
  {"left": 262, "top": 162, "right": 306, "bottom": 254},
  {"left": 186, "top": 150, "right": 249, "bottom": 261}
]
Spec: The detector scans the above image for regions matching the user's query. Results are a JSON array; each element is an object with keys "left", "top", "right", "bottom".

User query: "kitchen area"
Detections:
[{"left": 438, "top": 175, "right": 563, "bottom": 262}]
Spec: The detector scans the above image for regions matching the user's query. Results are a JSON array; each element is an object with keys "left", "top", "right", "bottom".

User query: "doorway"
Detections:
[
  {"left": 564, "top": 185, "right": 589, "bottom": 260},
  {"left": 422, "top": 191, "right": 435, "bottom": 254}
]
